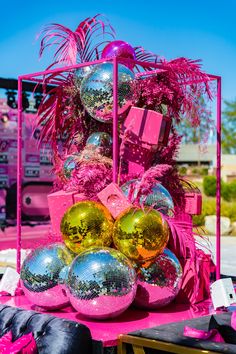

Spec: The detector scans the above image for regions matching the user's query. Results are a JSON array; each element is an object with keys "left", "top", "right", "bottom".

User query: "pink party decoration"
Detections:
[
  {"left": 184, "top": 192, "right": 202, "bottom": 215},
  {"left": 0, "top": 332, "right": 37, "bottom": 354},
  {"left": 97, "top": 183, "right": 132, "bottom": 219},
  {"left": 183, "top": 326, "right": 225, "bottom": 343},
  {"left": 47, "top": 190, "right": 86, "bottom": 236},
  {"left": 176, "top": 249, "right": 211, "bottom": 305},
  {"left": 0, "top": 332, "right": 13, "bottom": 350},
  {"left": 123, "top": 107, "right": 172, "bottom": 149},
  {"left": 101, "top": 40, "right": 136, "bottom": 69},
  {"left": 48, "top": 191, "right": 74, "bottom": 236},
  {"left": 122, "top": 143, "right": 154, "bottom": 175},
  {"left": 14, "top": 13, "right": 221, "bottom": 303},
  {"left": 8, "top": 333, "right": 36, "bottom": 354}
]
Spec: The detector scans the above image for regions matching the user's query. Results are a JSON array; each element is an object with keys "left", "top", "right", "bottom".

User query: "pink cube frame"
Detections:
[{"left": 17, "top": 57, "right": 222, "bottom": 280}]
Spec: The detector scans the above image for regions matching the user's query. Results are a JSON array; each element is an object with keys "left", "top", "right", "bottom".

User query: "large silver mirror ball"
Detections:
[
  {"left": 80, "top": 62, "right": 134, "bottom": 123},
  {"left": 75, "top": 65, "right": 93, "bottom": 87},
  {"left": 134, "top": 248, "right": 183, "bottom": 309},
  {"left": 66, "top": 247, "right": 137, "bottom": 319},
  {"left": 121, "top": 179, "right": 174, "bottom": 216},
  {"left": 20, "top": 243, "right": 75, "bottom": 309},
  {"left": 86, "top": 132, "right": 112, "bottom": 157},
  {"left": 63, "top": 154, "right": 80, "bottom": 179}
]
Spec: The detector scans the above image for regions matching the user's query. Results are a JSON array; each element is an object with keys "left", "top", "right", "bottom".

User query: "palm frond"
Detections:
[
  {"left": 134, "top": 46, "right": 160, "bottom": 71},
  {"left": 39, "top": 14, "right": 115, "bottom": 68},
  {"left": 162, "top": 57, "right": 212, "bottom": 97},
  {"left": 36, "top": 72, "right": 87, "bottom": 157}
]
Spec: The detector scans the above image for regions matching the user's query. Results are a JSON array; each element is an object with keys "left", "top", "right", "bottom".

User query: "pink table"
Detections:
[{"left": 0, "top": 295, "right": 216, "bottom": 347}]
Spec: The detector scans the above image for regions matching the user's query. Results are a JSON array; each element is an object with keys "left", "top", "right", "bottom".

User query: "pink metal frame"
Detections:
[{"left": 17, "top": 58, "right": 222, "bottom": 279}]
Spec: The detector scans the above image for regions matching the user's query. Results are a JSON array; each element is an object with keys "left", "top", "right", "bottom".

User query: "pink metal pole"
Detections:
[
  {"left": 17, "top": 78, "right": 23, "bottom": 273},
  {"left": 19, "top": 58, "right": 219, "bottom": 86},
  {"left": 135, "top": 69, "right": 167, "bottom": 78},
  {"left": 112, "top": 57, "right": 119, "bottom": 183},
  {"left": 216, "top": 77, "right": 222, "bottom": 280},
  {"left": 20, "top": 58, "right": 114, "bottom": 80}
]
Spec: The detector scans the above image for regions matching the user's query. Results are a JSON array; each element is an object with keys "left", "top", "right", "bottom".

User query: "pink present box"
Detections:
[
  {"left": 97, "top": 183, "right": 131, "bottom": 219},
  {"left": 123, "top": 106, "right": 172, "bottom": 149},
  {"left": 185, "top": 192, "right": 202, "bottom": 215},
  {"left": 47, "top": 190, "right": 86, "bottom": 236},
  {"left": 122, "top": 143, "right": 154, "bottom": 175}
]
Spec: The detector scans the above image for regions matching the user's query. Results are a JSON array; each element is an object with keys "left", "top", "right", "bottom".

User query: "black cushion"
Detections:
[
  {"left": 0, "top": 304, "right": 92, "bottom": 354},
  {"left": 129, "top": 312, "right": 236, "bottom": 353}
]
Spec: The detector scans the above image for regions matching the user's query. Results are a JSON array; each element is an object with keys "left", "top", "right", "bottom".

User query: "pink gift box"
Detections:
[
  {"left": 123, "top": 106, "right": 172, "bottom": 149},
  {"left": 185, "top": 192, "right": 202, "bottom": 215},
  {"left": 122, "top": 143, "right": 154, "bottom": 175},
  {"left": 97, "top": 183, "right": 131, "bottom": 219},
  {"left": 47, "top": 190, "right": 86, "bottom": 236}
]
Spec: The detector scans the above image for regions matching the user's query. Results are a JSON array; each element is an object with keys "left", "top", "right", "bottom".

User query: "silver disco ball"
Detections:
[
  {"left": 134, "top": 248, "right": 182, "bottom": 309},
  {"left": 80, "top": 62, "right": 134, "bottom": 123},
  {"left": 75, "top": 65, "right": 93, "bottom": 87},
  {"left": 121, "top": 179, "right": 174, "bottom": 216},
  {"left": 67, "top": 247, "right": 137, "bottom": 319},
  {"left": 86, "top": 132, "right": 112, "bottom": 157},
  {"left": 20, "top": 243, "right": 75, "bottom": 309},
  {"left": 63, "top": 154, "right": 80, "bottom": 179}
]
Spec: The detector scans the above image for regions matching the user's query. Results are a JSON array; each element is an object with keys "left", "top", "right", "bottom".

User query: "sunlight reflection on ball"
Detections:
[
  {"left": 67, "top": 247, "right": 137, "bottom": 319},
  {"left": 113, "top": 207, "right": 169, "bottom": 263},
  {"left": 60, "top": 201, "right": 113, "bottom": 254},
  {"left": 20, "top": 243, "right": 75, "bottom": 309},
  {"left": 134, "top": 248, "right": 182, "bottom": 309},
  {"left": 121, "top": 179, "right": 174, "bottom": 216},
  {"left": 80, "top": 63, "right": 134, "bottom": 123},
  {"left": 101, "top": 40, "right": 136, "bottom": 69},
  {"left": 86, "top": 132, "right": 112, "bottom": 157}
]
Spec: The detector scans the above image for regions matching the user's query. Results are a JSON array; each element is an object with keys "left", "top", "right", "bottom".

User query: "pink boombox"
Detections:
[
  {"left": 6, "top": 182, "right": 53, "bottom": 221},
  {"left": 22, "top": 182, "right": 52, "bottom": 219}
]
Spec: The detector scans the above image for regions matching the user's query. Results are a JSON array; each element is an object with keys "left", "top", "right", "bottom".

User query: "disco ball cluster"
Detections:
[
  {"left": 21, "top": 199, "right": 182, "bottom": 318},
  {"left": 20, "top": 40, "right": 183, "bottom": 320}
]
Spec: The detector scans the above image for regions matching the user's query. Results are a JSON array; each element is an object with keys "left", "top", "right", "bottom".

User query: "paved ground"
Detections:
[{"left": 197, "top": 236, "right": 236, "bottom": 276}]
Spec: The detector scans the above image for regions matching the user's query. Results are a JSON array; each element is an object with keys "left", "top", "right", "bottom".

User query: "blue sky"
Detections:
[{"left": 0, "top": 0, "right": 236, "bottom": 102}]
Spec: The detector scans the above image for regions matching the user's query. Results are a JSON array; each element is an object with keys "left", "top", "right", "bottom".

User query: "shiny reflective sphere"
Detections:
[
  {"left": 121, "top": 179, "right": 174, "bottom": 216},
  {"left": 75, "top": 65, "right": 93, "bottom": 86},
  {"left": 67, "top": 247, "right": 137, "bottom": 319},
  {"left": 60, "top": 201, "right": 114, "bottom": 254},
  {"left": 20, "top": 243, "right": 75, "bottom": 309},
  {"left": 113, "top": 207, "right": 169, "bottom": 263},
  {"left": 101, "top": 40, "right": 136, "bottom": 69},
  {"left": 86, "top": 132, "right": 112, "bottom": 157},
  {"left": 63, "top": 154, "right": 79, "bottom": 179},
  {"left": 80, "top": 63, "right": 134, "bottom": 123},
  {"left": 134, "top": 249, "right": 182, "bottom": 309}
]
